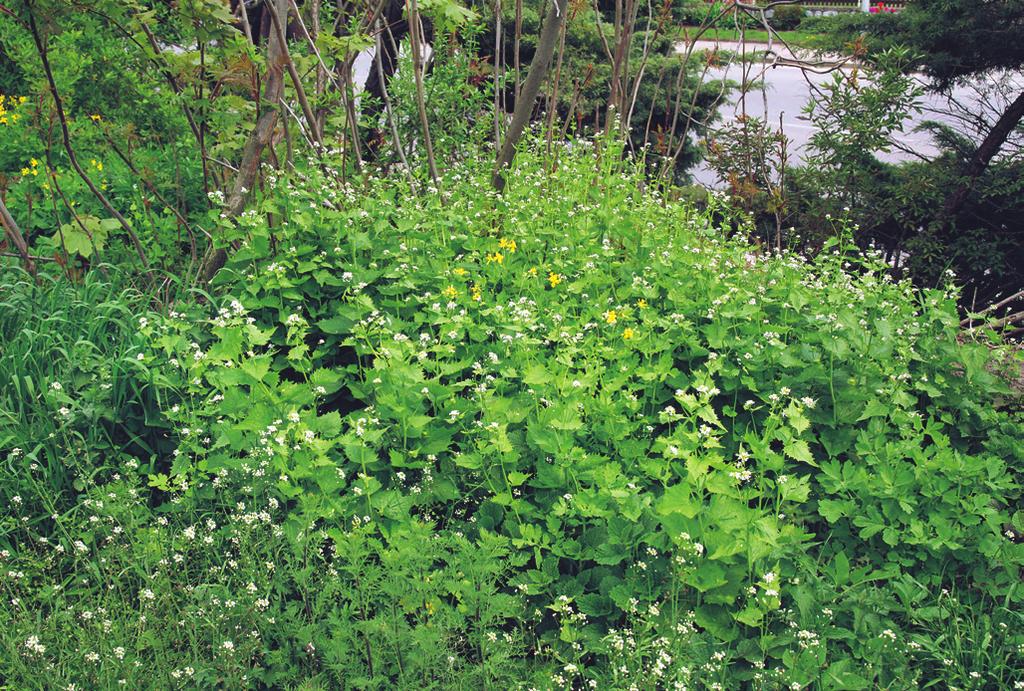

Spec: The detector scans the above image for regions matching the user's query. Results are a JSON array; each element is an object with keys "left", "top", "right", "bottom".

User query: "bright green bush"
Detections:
[{"left": 1, "top": 144, "right": 1022, "bottom": 688}]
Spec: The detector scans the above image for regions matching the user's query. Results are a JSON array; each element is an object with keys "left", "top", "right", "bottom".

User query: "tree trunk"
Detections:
[
  {"left": 492, "top": 0, "right": 569, "bottom": 191},
  {"left": 0, "top": 197, "right": 36, "bottom": 278},
  {"left": 407, "top": 0, "right": 440, "bottom": 185},
  {"left": 201, "top": 0, "right": 289, "bottom": 283},
  {"left": 940, "top": 89, "right": 1024, "bottom": 226}
]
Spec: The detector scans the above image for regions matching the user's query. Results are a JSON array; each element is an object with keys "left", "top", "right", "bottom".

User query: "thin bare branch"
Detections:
[{"left": 0, "top": 197, "right": 36, "bottom": 277}]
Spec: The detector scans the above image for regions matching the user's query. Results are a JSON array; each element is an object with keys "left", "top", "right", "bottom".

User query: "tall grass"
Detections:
[{"left": 0, "top": 268, "right": 162, "bottom": 505}]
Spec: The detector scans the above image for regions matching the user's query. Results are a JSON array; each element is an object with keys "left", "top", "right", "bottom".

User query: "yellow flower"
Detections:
[
  {"left": 30, "top": 158, "right": 38, "bottom": 167},
  {"left": 527, "top": 267, "right": 538, "bottom": 277},
  {"left": 452, "top": 267, "right": 467, "bottom": 277},
  {"left": 623, "top": 327, "right": 635, "bottom": 341},
  {"left": 443, "top": 285, "right": 458, "bottom": 299},
  {"left": 604, "top": 310, "right": 618, "bottom": 325},
  {"left": 548, "top": 272, "right": 562, "bottom": 288},
  {"left": 20, "top": 167, "right": 30, "bottom": 177},
  {"left": 486, "top": 251, "right": 504, "bottom": 265},
  {"left": 498, "top": 237, "right": 517, "bottom": 253},
  {"left": 96, "top": 161, "right": 103, "bottom": 171},
  {"left": 471, "top": 285, "right": 482, "bottom": 302},
  {"left": 637, "top": 299, "right": 647, "bottom": 309},
  {"left": 18, "top": 96, "right": 27, "bottom": 104},
  {"left": 90, "top": 114, "right": 101, "bottom": 122}
]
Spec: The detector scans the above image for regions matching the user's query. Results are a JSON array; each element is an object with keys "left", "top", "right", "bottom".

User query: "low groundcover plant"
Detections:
[{"left": 1, "top": 143, "right": 1022, "bottom": 689}]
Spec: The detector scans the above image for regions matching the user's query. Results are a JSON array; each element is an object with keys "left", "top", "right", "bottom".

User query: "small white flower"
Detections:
[{"left": 24, "top": 635, "right": 46, "bottom": 655}]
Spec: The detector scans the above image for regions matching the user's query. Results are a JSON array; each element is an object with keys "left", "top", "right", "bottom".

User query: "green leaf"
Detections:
[
  {"left": 822, "top": 660, "right": 871, "bottom": 690},
  {"left": 818, "top": 498, "right": 854, "bottom": 523},
  {"left": 507, "top": 471, "right": 531, "bottom": 486},
  {"left": 694, "top": 604, "right": 737, "bottom": 642},
  {"left": 546, "top": 404, "right": 583, "bottom": 431},
  {"left": 784, "top": 438, "right": 816, "bottom": 466},
  {"left": 310, "top": 411, "right": 341, "bottom": 438},
  {"left": 732, "top": 605, "right": 764, "bottom": 627},
  {"left": 310, "top": 368, "right": 345, "bottom": 395},
  {"left": 857, "top": 398, "right": 889, "bottom": 422},
  {"left": 522, "top": 364, "right": 553, "bottom": 387},
  {"left": 787, "top": 401, "right": 810, "bottom": 434},
  {"left": 53, "top": 215, "right": 111, "bottom": 258},
  {"left": 208, "top": 326, "right": 243, "bottom": 361},
  {"left": 656, "top": 483, "right": 700, "bottom": 518},
  {"left": 418, "top": 0, "right": 479, "bottom": 26},
  {"left": 779, "top": 474, "right": 811, "bottom": 503},
  {"left": 683, "top": 561, "right": 728, "bottom": 592},
  {"left": 317, "top": 315, "right": 354, "bottom": 335}
]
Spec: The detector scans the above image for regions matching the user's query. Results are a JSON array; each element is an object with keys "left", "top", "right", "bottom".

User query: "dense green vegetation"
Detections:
[
  {"left": 1, "top": 0, "right": 1023, "bottom": 688},
  {"left": 776, "top": 2, "right": 1024, "bottom": 307},
  {"left": 3, "top": 143, "right": 1023, "bottom": 689}
]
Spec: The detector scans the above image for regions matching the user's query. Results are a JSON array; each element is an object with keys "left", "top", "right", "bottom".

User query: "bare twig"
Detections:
[
  {"left": 968, "top": 309, "right": 1024, "bottom": 332},
  {"left": 961, "top": 289, "right": 1024, "bottom": 328},
  {"left": 494, "top": 0, "right": 503, "bottom": 152},
  {"left": 90, "top": 120, "right": 200, "bottom": 264},
  {"left": 1, "top": 251, "right": 58, "bottom": 262},
  {"left": 0, "top": 197, "right": 36, "bottom": 277},
  {"left": 407, "top": 0, "right": 440, "bottom": 185}
]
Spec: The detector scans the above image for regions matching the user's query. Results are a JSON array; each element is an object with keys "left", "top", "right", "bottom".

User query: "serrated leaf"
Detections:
[
  {"left": 522, "top": 364, "right": 552, "bottom": 386},
  {"left": 857, "top": 398, "right": 889, "bottom": 422},
  {"left": 310, "top": 411, "right": 341, "bottom": 437},
  {"left": 784, "top": 438, "right": 816, "bottom": 466},
  {"left": 656, "top": 483, "right": 701, "bottom": 518}
]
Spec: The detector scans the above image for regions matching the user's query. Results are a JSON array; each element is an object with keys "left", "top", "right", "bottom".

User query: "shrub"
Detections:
[
  {"left": 677, "top": 0, "right": 760, "bottom": 29},
  {"left": 771, "top": 4, "right": 805, "bottom": 31}
]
